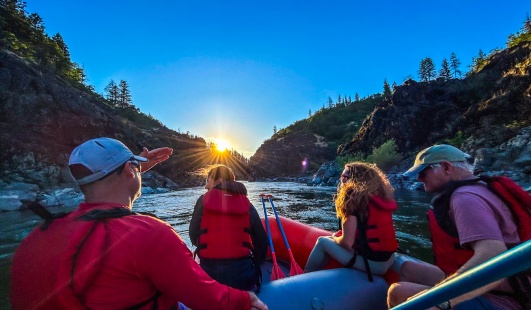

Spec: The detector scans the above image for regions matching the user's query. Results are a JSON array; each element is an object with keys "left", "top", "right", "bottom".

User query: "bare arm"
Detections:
[
  {"left": 333, "top": 215, "right": 357, "bottom": 250},
  {"left": 445, "top": 239, "right": 507, "bottom": 306}
]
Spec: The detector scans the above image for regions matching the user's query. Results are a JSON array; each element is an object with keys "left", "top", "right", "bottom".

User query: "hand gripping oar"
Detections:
[
  {"left": 267, "top": 195, "right": 304, "bottom": 276},
  {"left": 260, "top": 194, "right": 285, "bottom": 280}
]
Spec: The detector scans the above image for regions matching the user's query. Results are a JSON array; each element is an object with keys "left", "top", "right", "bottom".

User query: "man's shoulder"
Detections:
[
  {"left": 450, "top": 183, "right": 503, "bottom": 210},
  {"left": 453, "top": 182, "right": 493, "bottom": 197}
]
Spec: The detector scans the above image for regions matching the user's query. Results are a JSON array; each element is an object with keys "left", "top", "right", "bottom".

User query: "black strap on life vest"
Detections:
[
  {"left": 27, "top": 202, "right": 70, "bottom": 230},
  {"left": 431, "top": 178, "right": 484, "bottom": 238},
  {"left": 195, "top": 217, "right": 262, "bottom": 291},
  {"left": 73, "top": 208, "right": 162, "bottom": 310},
  {"left": 345, "top": 217, "right": 374, "bottom": 282}
]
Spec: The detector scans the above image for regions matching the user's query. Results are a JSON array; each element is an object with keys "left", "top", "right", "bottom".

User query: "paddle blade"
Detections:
[
  {"left": 270, "top": 253, "right": 285, "bottom": 281},
  {"left": 270, "top": 263, "right": 285, "bottom": 281},
  {"left": 288, "top": 250, "right": 304, "bottom": 276}
]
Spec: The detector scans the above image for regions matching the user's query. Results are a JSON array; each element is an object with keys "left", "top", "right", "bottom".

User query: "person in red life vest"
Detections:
[
  {"left": 387, "top": 144, "right": 528, "bottom": 310},
  {"left": 189, "top": 164, "right": 268, "bottom": 291},
  {"left": 304, "top": 162, "right": 398, "bottom": 281},
  {"left": 10, "top": 137, "right": 267, "bottom": 310}
]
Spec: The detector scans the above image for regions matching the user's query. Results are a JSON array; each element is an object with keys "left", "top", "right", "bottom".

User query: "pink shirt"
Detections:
[
  {"left": 10, "top": 202, "right": 251, "bottom": 310},
  {"left": 450, "top": 184, "right": 523, "bottom": 309}
]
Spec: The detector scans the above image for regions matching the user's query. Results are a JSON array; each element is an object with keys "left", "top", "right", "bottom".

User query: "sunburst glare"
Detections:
[{"left": 215, "top": 139, "right": 230, "bottom": 152}]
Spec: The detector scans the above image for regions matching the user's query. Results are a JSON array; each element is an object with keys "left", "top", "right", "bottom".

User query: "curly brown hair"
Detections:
[{"left": 335, "top": 162, "right": 395, "bottom": 221}]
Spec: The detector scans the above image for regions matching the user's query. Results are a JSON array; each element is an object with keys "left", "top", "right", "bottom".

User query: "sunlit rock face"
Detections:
[
  {"left": 0, "top": 50, "right": 211, "bottom": 191},
  {"left": 337, "top": 42, "right": 531, "bottom": 186}
]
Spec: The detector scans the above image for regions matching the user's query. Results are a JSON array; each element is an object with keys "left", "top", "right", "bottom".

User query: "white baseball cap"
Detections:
[{"left": 69, "top": 137, "right": 147, "bottom": 185}]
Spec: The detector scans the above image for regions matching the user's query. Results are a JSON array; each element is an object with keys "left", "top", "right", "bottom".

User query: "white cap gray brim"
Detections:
[
  {"left": 403, "top": 144, "right": 469, "bottom": 178},
  {"left": 69, "top": 137, "right": 148, "bottom": 185}
]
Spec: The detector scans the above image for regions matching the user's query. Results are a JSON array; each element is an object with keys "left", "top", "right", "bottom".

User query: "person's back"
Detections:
[
  {"left": 11, "top": 202, "right": 255, "bottom": 309},
  {"left": 190, "top": 166, "right": 268, "bottom": 290}
]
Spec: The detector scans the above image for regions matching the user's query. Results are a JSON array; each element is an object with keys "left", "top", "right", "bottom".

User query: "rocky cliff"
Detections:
[
  {"left": 337, "top": 42, "right": 531, "bottom": 184},
  {"left": 0, "top": 50, "right": 212, "bottom": 192},
  {"left": 249, "top": 42, "right": 530, "bottom": 185},
  {"left": 339, "top": 43, "right": 531, "bottom": 156}
]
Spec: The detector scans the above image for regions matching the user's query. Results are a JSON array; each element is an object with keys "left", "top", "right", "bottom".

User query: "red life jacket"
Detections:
[
  {"left": 354, "top": 195, "right": 398, "bottom": 261},
  {"left": 427, "top": 209, "right": 473, "bottom": 275},
  {"left": 428, "top": 176, "right": 531, "bottom": 275},
  {"left": 197, "top": 189, "right": 253, "bottom": 259},
  {"left": 21, "top": 205, "right": 161, "bottom": 309}
]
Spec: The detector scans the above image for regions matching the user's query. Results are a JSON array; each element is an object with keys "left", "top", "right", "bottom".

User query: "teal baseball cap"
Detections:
[{"left": 403, "top": 144, "right": 469, "bottom": 177}]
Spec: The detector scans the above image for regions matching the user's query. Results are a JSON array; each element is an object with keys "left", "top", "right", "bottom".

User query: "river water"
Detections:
[{"left": 0, "top": 181, "right": 433, "bottom": 309}]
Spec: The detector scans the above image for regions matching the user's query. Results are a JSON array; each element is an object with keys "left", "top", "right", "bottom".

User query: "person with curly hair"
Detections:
[{"left": 304, "top": 162, "right": 398, "bottom": 280}]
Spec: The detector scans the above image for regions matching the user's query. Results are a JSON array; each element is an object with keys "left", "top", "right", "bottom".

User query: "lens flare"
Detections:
[{"left": 215, "top": 139, "right": 230, "bottom": 152}]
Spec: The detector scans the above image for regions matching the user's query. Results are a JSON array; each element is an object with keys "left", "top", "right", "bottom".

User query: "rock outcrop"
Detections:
[
  {"left": 249, "top": 131, "right": 336, "bottom": 178},
  {"left": 0, "top": 50, "right": 213, "bottom": 205},
  {"left": 337, "top": 42, "right": 531, "bottom": 185}
]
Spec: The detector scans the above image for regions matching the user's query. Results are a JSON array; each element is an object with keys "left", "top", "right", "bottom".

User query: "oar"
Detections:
[
  {"left": 260, "top": 194, "right": 285, "bottom": 280},
  {"left": 267, "top": 195, "right": 304, "bottom": 276}
]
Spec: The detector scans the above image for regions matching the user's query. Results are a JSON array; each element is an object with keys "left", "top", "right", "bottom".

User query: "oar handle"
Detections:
[
  {"left": 268, "top": 196, "right": 291, "bottom": 250},
  {"left": 260, "top": 194, "right": 275, "bottom": 252}
]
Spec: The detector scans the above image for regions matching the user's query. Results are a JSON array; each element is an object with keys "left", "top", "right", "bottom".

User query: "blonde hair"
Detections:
[
  {"left": 335, "top": 162, "right": 395, "bottom": 221},
  {"left": 207, "top": 164, "right": 235, "bottom": 182}
]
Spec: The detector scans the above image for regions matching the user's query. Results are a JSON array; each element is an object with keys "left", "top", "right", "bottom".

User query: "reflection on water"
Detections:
[{"left": 0, "top": 182, "right": 433, "bottom": 309}]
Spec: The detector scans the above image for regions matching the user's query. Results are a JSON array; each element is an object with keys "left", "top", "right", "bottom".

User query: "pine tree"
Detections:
[
  {"left": 273, "top": 125, "right": 277, "bottom": 135},
  {"left": 383, "top": 79, "right": 391, "bottom": 97},
  {"left": 418, "top": 57, "right": 436, "bottom": 82},
  {"left": 51, "top": 33, "right": 71, "bottom": 72},
  {"left": 507, "top": 15, "right": 531, "bottom": 47},
  {"left": 449, "top": 52, "right": 462, "bottom": 78},
  {"left": 104, "top": 80, "right": 120, "bottom": 106},
  {"left": 470, "top": 49, "right": 487, "bottom": 72},
  {"left": 118, "top": 80, "right": 132, "bottom": 108},
  {"left": 392, "top": 81, "right": 397, "bottom": 89},
  {"left": 308, "top": 109, "right": 312, "bottom": 118},
  {"left": 439, "top": 58, "right": 452, "bottom": 80},
  {"left": 355, "top": 93, "right": 360, "bottom": 102}
]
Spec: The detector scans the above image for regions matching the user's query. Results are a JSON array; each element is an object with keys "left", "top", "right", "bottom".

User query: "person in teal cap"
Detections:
[{"left": 387, "top": 144, "right": 528, "bottom": 310}]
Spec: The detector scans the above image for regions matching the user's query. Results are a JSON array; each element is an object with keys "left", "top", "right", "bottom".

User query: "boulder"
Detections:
[{"left": 0, "top": 182, "right": 39, "bottom": 211}]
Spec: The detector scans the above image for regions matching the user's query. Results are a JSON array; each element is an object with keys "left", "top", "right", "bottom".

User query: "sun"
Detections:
[{"left": 215, "top": 139, "right": 230, "bottom": 152}]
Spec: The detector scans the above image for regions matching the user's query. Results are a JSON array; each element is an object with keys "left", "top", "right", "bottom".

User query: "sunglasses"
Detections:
[
  {"left": 129, "top": 160, "right": 142, "bottom": 173},
  {"left": 418, "top": 163, "right": 441, "bottom": 177},
  {"left": 340, "top": 173, "right": 350, "bottom": 182}
]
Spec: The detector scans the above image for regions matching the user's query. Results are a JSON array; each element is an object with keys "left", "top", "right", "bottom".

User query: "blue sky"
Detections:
[{"left": 26, "top": 1, "right": 530, "bottom": 157}]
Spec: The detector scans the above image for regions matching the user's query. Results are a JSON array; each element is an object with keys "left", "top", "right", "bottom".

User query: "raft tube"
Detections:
[{"left": 258, "top": 216, "right": 396, "bottom": 310}]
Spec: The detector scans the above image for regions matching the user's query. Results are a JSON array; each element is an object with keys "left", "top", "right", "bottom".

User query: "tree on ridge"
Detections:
[
  {"left": 418, "top": 57, "right": 436, "bottom": 82},
  {"left": 449, "top": 52, "right": 462, "bottom": 78},
  {"left": 439, "top": 58, "right": 452, "bottom": 80}
]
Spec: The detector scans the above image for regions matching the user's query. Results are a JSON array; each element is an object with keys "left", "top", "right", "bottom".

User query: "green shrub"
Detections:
[
  {"left": 445, "top": 131, "right": 466, "bottom": 148},
  {"left": 366, "top": 139, "right": 401, "bottom": 172},
  {"left": 336, "top": 153, "right": 367, "bottom": 168}
]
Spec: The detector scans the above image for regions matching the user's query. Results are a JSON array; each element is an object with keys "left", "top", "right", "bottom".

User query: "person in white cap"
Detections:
[
  {"left": 10, "top": 137, "right": 268, "bottom": 310},
  {"left": 387, "top": 144, "right": 526, "bottom": 310}
]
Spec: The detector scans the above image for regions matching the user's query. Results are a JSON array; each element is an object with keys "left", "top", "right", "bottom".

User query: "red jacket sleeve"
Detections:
[{"left": 139, "top": 218, "right": 251, "bottom": 310}]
